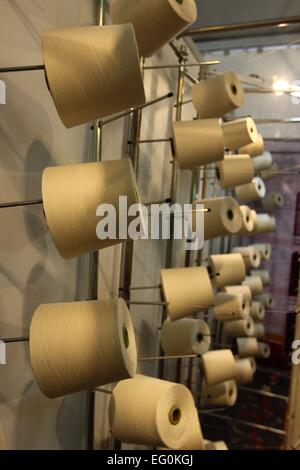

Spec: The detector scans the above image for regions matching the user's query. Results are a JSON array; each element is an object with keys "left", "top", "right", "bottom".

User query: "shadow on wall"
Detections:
[
  {"left": 0, "top": 78, "right": 53, "bottom": 174},
  {"left": 56, "top": 393, "right": 87, "bottom": 450}
]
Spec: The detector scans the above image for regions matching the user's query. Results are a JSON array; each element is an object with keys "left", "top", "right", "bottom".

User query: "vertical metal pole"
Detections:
[
  {"left": 87, "top": 0, "right": 105, "bottom": 451},
  {"left": 120, "top": 58, "right": 145, "bottom": 302},
  {"left": 159, "top": 46, "right": 187, "bottom": 382}
]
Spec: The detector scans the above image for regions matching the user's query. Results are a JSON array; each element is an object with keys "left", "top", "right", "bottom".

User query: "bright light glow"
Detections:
[
  {"left": 278, "top": 23, "right": 289, "bottom": 28},
  {"left": 272, "top": 79, "right": 290, "bottom": 96}
]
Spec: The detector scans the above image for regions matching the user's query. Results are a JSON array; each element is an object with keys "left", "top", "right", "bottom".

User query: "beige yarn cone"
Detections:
[
  {"left": 110, "top": 0, "right": 197, "bottom": 57},
  {"left": 42, "top": 24, "right": 146, "bottom": 127},
  {"left": 30, "top": 298, "right": 137, "bottom": 398},
  {"left": 42, "top": 159, "right": 140, "bottom": 259}
]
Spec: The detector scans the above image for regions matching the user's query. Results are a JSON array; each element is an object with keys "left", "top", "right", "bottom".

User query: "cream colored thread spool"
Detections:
[
  {"left": 223, "top": 317, "right": 255, "bottom": 337},
  {"left": 172, "top": 119, "right": 224, "bottom": 169},
  {"left": 223, "top": 285, "right": 252, "bottom": 303},
  {"left": 262, "top": 193, "right": 284, "bottom": 210},
  {"left": 239, "top": 133, "right": 265, "bottom": 157},
  {"left": 223, "top": 117, "right": 258, "bottom": 151},
  {"left": 191, "top": 71, "right": 244, "bottom": 118},
  {"left": 195, "top": 197, "right": 242, "bottom": 240},
  {"left": 232, "top": 246, "right": 261, "bottom": 269},
  {"left": 214, "top": 293, "right": 250, "bottom": 322},
  {"left": 109, "top": 375, "right": 195, "bottom": 449},
  {"left": 237, "top": 337, "right": 259, "bottom": 358},
  {"left": 238, "top": 205, "right": 255, "bottom": 234},
  {"left": 258, "top": 342, "right": 271, "bottom": 359},
  {"left": 178, "top": 407, "right": 205, "bottom": 450},
  {"left": 260, "top": 162, "right": 279, "bottom": 180},
  {"left": 235, "top": 358, "right": 255, "bottom": 384},
  {"left": 252, "top": 152, "right": 273, "bottom": 171},
  {"left": 250, "top": 301, "right": 265, "bottom": 321},
  {"left": 252, "top": 214, "right": 277, "bottom": 234},
  {"left": 205, "top": 440, "right": 229, "bottom": 451},
  {"left": 251, "top": 269, "right": 271, "bottom": 286},
  {"left": 252, "top": 244, "right": 272, "bottom": 261},
  {"left": 235, "top": 177, "right": 266, "bottom": 202},
  {"left": 242, "top": 276, "right": 263, "bottom": 296},
  {"left": 252, "top": 322, "right": 265, "bottom": 339},
  {"left": 216, "top": 155, "right": 254, "bottom": 189},
  {"left": 160, "top": 267, "right": 214, "bottom": 321},
  {"left": 251, "top": 209, "right": 257, "bottom": 226},
  {"left": 110, "top": 0, "right": 197, "bottom": 58},
  {"left": 42, "top": 159, "right": 140, "bottom": 260},
  {"left": 42, "top": 24, "right": 145, "bottom": 128},
  {"left": 0, "top": 425, "right": 5, "bottom": 450},
  {"left": 201, "top": 350, "right": 236, "bottom": 386},
  {"left": 201, "top": 380, "right": 237, "bottom": 407},
  {"left": 30, "top": 298, "right": 137, "bottom": 398},
  {"left": 209, "top": 253, "right": 246, "bottom": 289},
  {"left": 161, "top": 318, "right": 211, "bottom": 356}
]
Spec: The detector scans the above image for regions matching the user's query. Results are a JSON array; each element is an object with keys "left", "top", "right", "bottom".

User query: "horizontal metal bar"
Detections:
[
  {"left": 143, "top": 61, "right": 219, "bottom": 70},
  {"left": 182, "top": 15, "right": 300, "bottom": 37},
  {"left": 244, "top": 87, "right": 297, "bottom": 94},
  {"left": 175, "top": 99, "right": 193, "bottom": 108},
  {"left": 200, "top": 408, "right": 228, "bottom": 414},
  {"left": 270, "top": 151, "right": 300, "bottom": 154},
  {"left": 139, "top": 354, "right": 199, "bottom": 361},
  {"left": 0, "top": 198, "right": 43, "bottom": 209},
  {"left": 206, "top": 413, "right": 286, "bottom": 436},
  {"left": 127, "top": 138, "right": 172, "bottom": 144},
  {"left": 239, "top": 385, "right": 288, "bottom": 401},
  {"left": 0, "top": 336, "right": 29, "bottom": 343},
  {"left": 255, "top": 118, "right": 300, "bottom": 124},
  {"left": 0, "top": 64, "right": 45, "bottom": 73},
  {"left": 126, "top": 301, "right": 168, "bottom": 307},
  {"left": 120, "top": 285, "right": 161, "bottom": 291},
  {"left": 99, "top": 92, "right": 174, "bottom": 127},
  {"left": 264, "top": 137, "right": 300, "bottom": 142}
]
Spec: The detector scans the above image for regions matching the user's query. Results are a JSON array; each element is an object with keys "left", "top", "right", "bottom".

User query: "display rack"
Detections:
[{"left": 0, "top": 0, "right": 293, "bottom": 451}]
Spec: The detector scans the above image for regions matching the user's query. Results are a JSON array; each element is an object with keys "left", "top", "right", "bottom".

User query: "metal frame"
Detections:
[{"left": 181, "top": 16, "right": 300, "bottom": 38}]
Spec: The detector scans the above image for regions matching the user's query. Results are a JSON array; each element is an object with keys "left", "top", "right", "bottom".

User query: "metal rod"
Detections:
[
  {"left": 269, "top": 151, "right": 300, "bottom": 155},
  {"left": 182, "top": 15, "right": 300, "bottom": 37},
  {"left": 99, "top": 92, "right": 173, "bottom": 127},
  {"left": 175, "top": 99, "right": 193, "bottom": 107},
  {"left": 126, "top": 301, "right": 168, "bottom": 307},
  {"left": 253, "top": 118, "right": 300, "bottom": 124},
  {"left": 144, "top": 199, "right": 172, "bottom": 206},
  {"left": 139, "top": 354, "right": 199, "bottom": 361},
  {"left": 184, "top": 71, "right": 198, "bottom": 84},
  {"left": 127, "top": 138, "right": 172, "bottom": 145},
  {"left": 264, "top": 137, "right": 300, "bottom": 142},
  {"left": 120, "top": 285, "right": 161, "bottom": 291},
  {"left": 0, "top": 64, "right": 45, "bottom": 73},
  {"left": 0, "top": 336, "right": 29, "bottom": 343},
  {"left": 0, "top": 198, "right": 43, "bottom": 209},
  {"left": 239, "top": 385, "right": 288, "bottom": 401},
  {"left": 244, "top": 87, "right": 298, "bottom": 94},
  {"left": 205, "top": 413, "right": 286, "bottom": 436},
  {"left": 143, "top": 61, "right": 219, "bottom": 70},
  {"left": 87, "top": 0, "right": 105, "bottom": 452}
]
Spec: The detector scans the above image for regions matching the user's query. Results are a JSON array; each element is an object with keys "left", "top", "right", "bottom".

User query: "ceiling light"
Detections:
[{"left": 272, "top": 79, "right": 290, "bottom": 96}]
